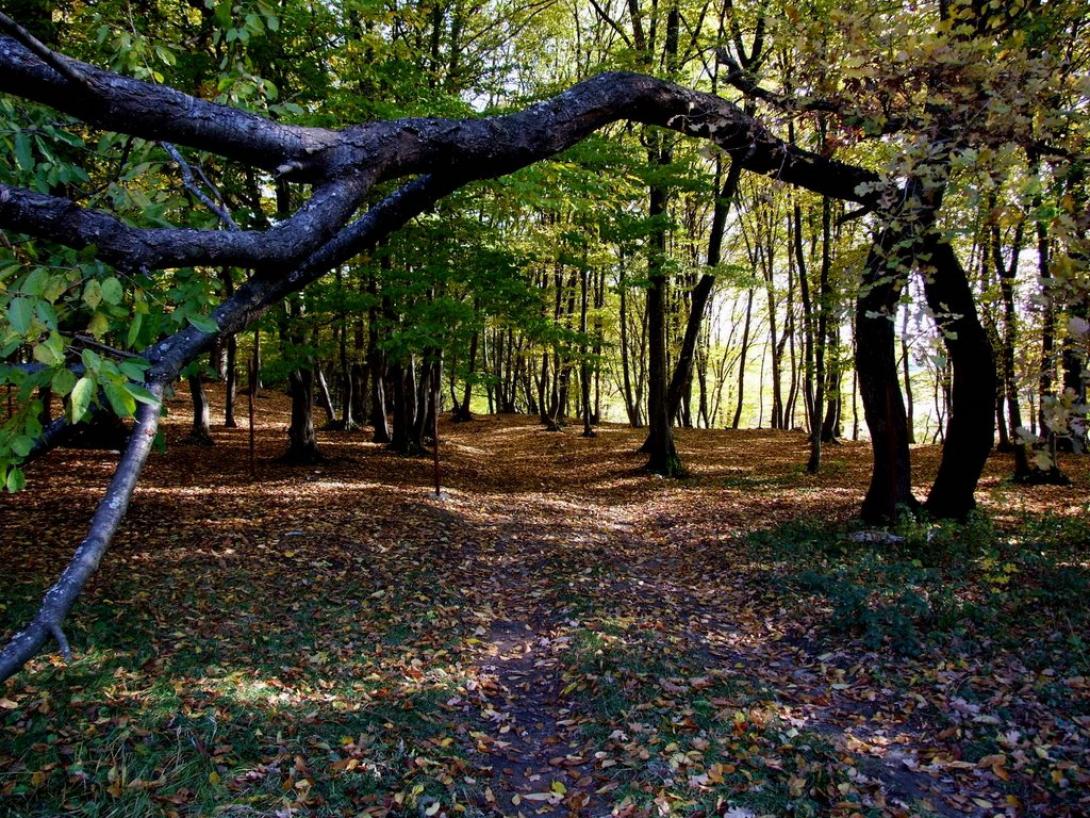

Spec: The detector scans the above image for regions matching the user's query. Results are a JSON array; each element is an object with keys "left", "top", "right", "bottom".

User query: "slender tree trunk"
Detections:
[
  {"left": 221, "top": 269, "right": 237, "bottom": 428},
  {"left": 185, "top": 374, "right": 214, "bottom": 445},
  {"left": 731, "top": 287, "right": 755, "bottom": 429},
  {"left": 619, "top": 262, "right": 642, "bottom": 427},
  {"left": 580, "top": 264, "right": 595, "bottom": 437},
  {"left": 900, "top": 307, "right": 916, "bottom": 444},
  {"left": 315, "top": 365, "right": 336, "bottom": 425},
  {"left": 368, "top": 278, "right": 391, "bottom": 443},
  {"left": 454, "top": 329, "right": 478, "bottom": 421}
]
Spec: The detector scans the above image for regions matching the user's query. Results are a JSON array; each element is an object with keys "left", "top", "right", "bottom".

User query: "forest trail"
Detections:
[{"left": 2, "top": 386, "right": 1088, "bottom": 818}]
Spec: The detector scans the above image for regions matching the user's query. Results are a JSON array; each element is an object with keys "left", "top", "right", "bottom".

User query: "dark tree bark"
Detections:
[
  {"left": 855, "top": 223, "right": 919, "bottom": 523},
  {"left": 921, "top": 237, "right": 996, "bottom": 518},
  {"left": 223, "top": 334, "right": 238, "bottom": 428},
  {"left": 580, "top": 264, "right": 596, "bottom": 437},
  {"left": 731, "top": 287, "right": 755, "bottom": 429},
  {"left": 618, "top": 261, "right": 643, "bottom": 427},
  {"left": 283, "top": 368, "right": 322, "bottom": 463},
  {"left": 454, "top": 329, "right": 478, "bottom": 422},
  {"left": 644, "top": 142, "right": 682, "bottom": 475},
  {"left": 900, "top": 307, "right": 916, "bottom": 445},
  {"left": 221, "top": 269, "right": 238, "bottom": 428},
  {"left": 389, "top": 359, "right": 424, "bottom": 455},
  {"left": 184, "top": 373, "right": 214, "bottom": 446}
]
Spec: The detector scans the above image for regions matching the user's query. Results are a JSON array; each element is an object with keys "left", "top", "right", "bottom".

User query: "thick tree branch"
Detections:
[
  {"left": 0, "top": 175, "right": 372, "bottom": 272},
  {"left": 0, "top": 36, "right": 337, "bottom": 179},
  {"left": 1, "top": 33, "right": 884, "bottom": 208}
]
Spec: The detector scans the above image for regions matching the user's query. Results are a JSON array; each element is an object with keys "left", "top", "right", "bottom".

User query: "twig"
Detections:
[
  {"left": 73, "top": 333, "right": 142, "bottom": 360},
  {"left": 0, "top": 12, "right": 93, "bottom": 91},
  {"left": 48, "top": 624, "right": 71, "bottom": 662},
  {"left": 161, "top": 142, "right": 240, "bottom": 231}
]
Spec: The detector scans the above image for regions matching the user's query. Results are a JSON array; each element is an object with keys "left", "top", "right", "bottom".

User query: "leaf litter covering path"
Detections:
[{"left": 1, "top": 384, "right": 1088, "bottom": 818}]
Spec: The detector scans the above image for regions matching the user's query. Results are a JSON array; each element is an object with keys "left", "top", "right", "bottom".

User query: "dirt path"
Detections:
[{"left": 444, "top": 489, "right": 987, "bottom": 818}]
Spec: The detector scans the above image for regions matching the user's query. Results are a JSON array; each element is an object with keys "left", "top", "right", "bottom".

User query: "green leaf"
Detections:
[
  {"left": 119, "top": 360, "right": 148, "bottom": 381},
  {"left": 126, "top": 383, "right": 160, "bottom": 407},
  {"left": 83, "top": 279, "right": 103, "bottom": 308},
  {"left": 7, "top": 297, "right": 33, "bottom": 334},
  {"left": 51, "top": 366, "right": 77, "bottom": 396},
  {"left": 14, "top": 132, "right": 34, "bottom": 171},
  {"left": 87, "top": 311, "right": 110, "bottom": 337},
  {"left": 70, "top": 375, "right": 95, "bottom": 422},
  {"left": 11, "top": 435, "right": 34, "bottom": 457},
  {"left": 126, "top": 312, "right": 143, "bottom": 347},
  {"left": 100, "top": 276, "right": 124, "bottom": 306},
  {"left": 81, "top": 348, "right": 102, "bottom": 374},
  {"left": 33, "top": 340, "right": 61, "bottom": 366},
  {"left": 103, "top": 382, "right": 137, "bottom": 418},
  {"left": 22, "top": 267, "right": 49, "bottom": 297},
  {"left": 187, "top": 314, "right": 219, "bottom": 333},
  {"left": 6, "top": 467, "right": 26, "bottom": 493}
]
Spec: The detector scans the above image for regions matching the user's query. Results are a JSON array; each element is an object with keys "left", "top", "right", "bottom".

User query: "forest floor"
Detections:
[{"left": 2, "top": 385, "right": 1089, "bottom": 818}]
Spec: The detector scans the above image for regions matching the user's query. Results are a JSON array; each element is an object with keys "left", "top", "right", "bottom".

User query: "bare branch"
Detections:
[
  {"left": 161, "top": 143, "right": 240, "bottom": 231},
  {"left": 0, "top": 12, "right": 92, "bottom": 91}
]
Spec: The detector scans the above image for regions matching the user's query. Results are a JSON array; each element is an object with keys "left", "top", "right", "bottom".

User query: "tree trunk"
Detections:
[
  {"left": 315, "top": 365, "right": 336, "bottom": 425},
  {"left": 580, "top": 264, "right": 595, "bottom": 437},
  {"left": 855, "top": 229, "right": 917, "bottom": 523},
  {"left": 454, "top": 329, "right": 478, "bottom": 421},
  {"left": 185, "top": 374, "right": 214, "bottom": 446},
  {"left": 900, "top": 307, "right": 916, "bottom": 445},
  {"left": 644, "top": 141, "right": 682, "bottom": 476},
  {"left": 224, "top": 335, "right": 238, "bottom": 428},
  {"left": 731, "top": 287, "right": 755, "bottom": 429},
  {"left": 921, "top": 238, "right": 996, "bottom": 518},
  {"left": 283, "top": 368, "right": 321, "bottom": 463}
]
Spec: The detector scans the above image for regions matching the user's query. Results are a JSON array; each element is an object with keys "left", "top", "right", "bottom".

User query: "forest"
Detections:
[{"left": 0, "top": 0, "right": 1088, "bottom": 815}]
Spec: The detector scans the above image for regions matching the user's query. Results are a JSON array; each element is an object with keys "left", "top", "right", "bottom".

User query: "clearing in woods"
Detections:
[{"left": 1, "top": 384, "right": 1088, "bottom": 818}]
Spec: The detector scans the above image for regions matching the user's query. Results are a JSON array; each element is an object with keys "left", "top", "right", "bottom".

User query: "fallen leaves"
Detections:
[{"left": 1, "top": 387, "right": 1089, "bottom": 817}]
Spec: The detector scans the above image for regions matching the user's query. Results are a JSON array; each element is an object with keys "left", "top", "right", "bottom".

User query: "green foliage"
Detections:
[{"left": 752, "top": 510, "right": 1090, "bottom": 666}]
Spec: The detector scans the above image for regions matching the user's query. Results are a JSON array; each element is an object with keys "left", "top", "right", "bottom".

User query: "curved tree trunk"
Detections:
[
  {"left": 921, "top": 238, "right": 995, "bottom": 518},
  {"left": 0, "top": 386, "right": 163, "bottom": 681},
  {"left": 855, "top": 230, "right": 917, "bottom": 523}
]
